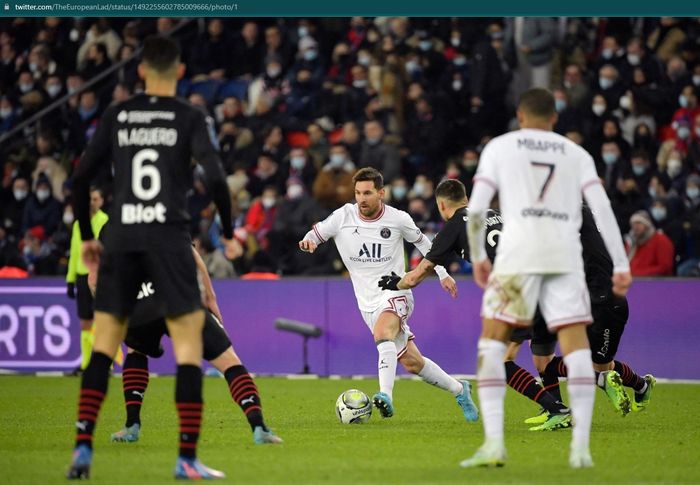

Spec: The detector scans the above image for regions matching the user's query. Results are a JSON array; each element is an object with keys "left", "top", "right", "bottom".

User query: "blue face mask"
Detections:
[
  {"left": 651, "top": 207, "right": 667, "bottom": 221},
  {"left": 79, "top": 105, "right": 98, "bottom": 120},
  {"left": 632, "top": 165, "right": 647, "bottom": 176},
  {"left": 418, "top": 40, "right": 433, "bottom": 51},
  {"left": 688, "top": 187, "right": 700, "bottom": 200},
  {"left": 392, "top": 186, "right": 407, "bottom": 200},
  {"left": 601, "top": 48, "right": 614, "bottom": 59},
  {"left": 599, "top": 77, "right": 613, "bottom": 90},
  {"left": 290, "top": 156, "right": 306, "bottom": 170},
  {"left": 602, "top": 152, "right": 618, "bottom": 165},
  {"left": 303, "top": 49, "right": 318, "bottom": 61},
  {"left": 679, "top": 95, "right": 689, "bottom": 108},
  {"left": 555, "top": 99, "right": 567, "bottom": 113}
]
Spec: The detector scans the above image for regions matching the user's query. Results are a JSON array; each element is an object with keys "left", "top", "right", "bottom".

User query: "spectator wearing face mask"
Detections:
[
  {"left": 595, "top": 64, "right": 625, "bottom": 109},
  {"left": 281, "top": 147, "right": 317, "bottom": 190},
  {"left": 1, "top": 177, "right": 30, "bottom": 238},
  {"left": 247, "top": 55, "right": 285, "bottom": 117},
  {"left": 387, "top": 177, "right": 409, "bottom": 213},
  {"left": 267, "top": 178, "right": 321, "bottom": 274},
  {"left": 619, "top": 37, "right": 663, "bottom": 87},
  {"left": 553, "top": 87, "right": 582, "bottom": 135},
  {"left": 625, "top": 210, "right": 675, "bottom": 276},
  {"left": 21, "top": 174, "right": 62, "bottom": 237},
  {"left": 658, "top": 149, "right": 688, "bottom": 195},
  {"left": 593, "top": 35, "right": 626, "bottom": 73},
  {"left": 313, "top": 143, "right": 356, "bottom": 210},
  {"left": 617, "top": 90, "right": 657, "bottom": 145},
  {"left": 686, "top": 112, "right": 700, "bottom": 173},
  {"left": 21, "top": 225, "right": 59, "bottom": 275},
  {"left": 628, "top": 150, "right": 655, "bottom": 198}
]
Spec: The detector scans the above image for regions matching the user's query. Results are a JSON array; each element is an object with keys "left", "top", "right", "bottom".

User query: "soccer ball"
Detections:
[{"left": 335, "top": 389, "right": 372, "bottom": 424}]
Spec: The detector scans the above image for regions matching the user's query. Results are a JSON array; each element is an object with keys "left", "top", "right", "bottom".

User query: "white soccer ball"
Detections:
[{"left": 335, "top": 389, "right": 372, "bottom": 424}]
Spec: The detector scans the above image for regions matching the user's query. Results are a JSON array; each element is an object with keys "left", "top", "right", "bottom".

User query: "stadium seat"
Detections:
[
  {"left": 189, "top": 79, "right": 223, "bottom": 105},
  {"left": 286, "top": 131, "right": 310, "bottom": 148},
  {"left": 176, "top": 78, "right": 191, "bottom": 98},
  {"left": 217, "top": 79, "right": 250, "bottom": 101}
]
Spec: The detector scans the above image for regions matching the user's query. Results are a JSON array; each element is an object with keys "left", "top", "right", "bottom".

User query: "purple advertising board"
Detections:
[{"left": 1, "top": 278, "right": 698, "bottom": 379}]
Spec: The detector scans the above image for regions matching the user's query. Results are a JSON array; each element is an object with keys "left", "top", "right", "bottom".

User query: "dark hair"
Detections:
[
  {"left": 141, "top": 35, "right": 180, "bottom": 72},
  {"left": 352, "top": 167, "right": 383, "bottom": 189},
  {"left": 518, "top": 88, "right": 555, "bottom": 119},
  {"left": 435, "top": 179, "right": 467, "bottom": 203}
]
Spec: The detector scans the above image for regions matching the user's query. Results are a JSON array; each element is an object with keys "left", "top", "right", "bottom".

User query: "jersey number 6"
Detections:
[{"left": 132, "top": 148, "right": 161, "bottom": 201}]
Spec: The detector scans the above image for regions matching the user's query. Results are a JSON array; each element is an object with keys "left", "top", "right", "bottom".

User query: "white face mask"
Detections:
[
  {"left": 261, "top": 196, "right": 276, "bottom": 209},
  {"left": 619, "top": 95, "right": 632, "bottom": 110},
  {"left": 627, "top": 53, "right": 641, "bottom": 66},
  {"left": 19, "top": 83, "right": 33, "bottom": 93},
  {"left": 357, "top": 55, "right": 371, "bottom": 67},
  {"left": 267, "top": 66, "right": 281, "bottom": 78},
  {"left": 63, "top": 211, "right": 74, "bottom": 225},
  {"left": 46, "top": 84, "right": 62, "bottom": 98},
  {"left": 352, "top": 79, "right": 368, "bottom": 89},
  {"left": 667, "top": 159, "right": 682, "bottom": 177},
  {"left": 693, "top": 75, "right": 700, "bottom": 87},
  {"left": 13, "top": 189, "right": 27, "bottom": 200},
  {"left": 287, "top": 184, "right": 303, "bottom": 199},
  {"left": 330, "top": 153, "right": 345, "bottom": 167},
  {"left": 413, "top": 182, "right": 426, "bottom": 197},
  {"left": 452, "top": 80, "right": 462, "bottom": 91},
  {"left": 36, "top": 189, "right": 50, "bottom": 202},
  {"left": 0, "top": 108, "right": 11, "bottom": 119},
  {"left": 592, "top": 103, "right": 606, "bottom": 116},
  {"left": 451, "top": 37, "right": 460, "bottom": 47}
]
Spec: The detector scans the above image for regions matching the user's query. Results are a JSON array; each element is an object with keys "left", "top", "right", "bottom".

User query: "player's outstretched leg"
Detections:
[
  {"left": 504, "top": 361, "right": 569, "bottom": 430},
  {"left": 222, "top": 364, "right": 282, "bottom": 444},
  {"left": 67, "top": 352, "right": 112, "bottom": 479},
  {"left": 400, "top": 342, "right": 478, "bottom": 422},
  {"left": 111, "top": 351, "right": 148, "bottom": 443},
  {"left": 460, "top": 337, "right": 507, "bottom": 468}
]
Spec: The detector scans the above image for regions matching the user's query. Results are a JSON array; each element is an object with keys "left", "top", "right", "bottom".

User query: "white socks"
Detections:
[
  {"left": 564, "top": 349, "right": 596, "bottom": 451},
  {"left": 376, "top": 341, "right": 397, "bottom": 400},
  {"left": 476, "top": 338, "right": 507, "bottom": 444},
  {"left": 418, "top": 357, "right": 463, "bottom": 396}
]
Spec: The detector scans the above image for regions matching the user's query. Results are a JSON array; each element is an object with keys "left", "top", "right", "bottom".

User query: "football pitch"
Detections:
[{"left": 1, "top": 375, "right": 698, "bottom": 484}]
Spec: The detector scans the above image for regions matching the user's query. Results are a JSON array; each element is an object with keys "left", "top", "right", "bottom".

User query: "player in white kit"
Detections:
[
  {"left": 299, "top": 167, "right": 479, "bottom": 422},
  {"left": 462, "top": 89, "right": 632, "bottom": 469}
]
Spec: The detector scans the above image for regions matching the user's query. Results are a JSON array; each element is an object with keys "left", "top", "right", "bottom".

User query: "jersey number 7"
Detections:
[{"left": 530, "top": 161, "right": 555, "bottom": 202}]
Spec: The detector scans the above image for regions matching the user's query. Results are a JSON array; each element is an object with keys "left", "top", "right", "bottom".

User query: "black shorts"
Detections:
[
  {"left": 76, "top": 274, "right": 94, "bottom": 320},
  {"left": 94, "top": 247, "right": 202, "bottom": 319},
  {"left": 125, "top": 311, "right": 231, "bottom": 361},
  {"left": 588, "top": 296, "right": 629, "bottom": 364},
  {"left": 509, "top": 311, "right": 557, "bottom": 357}
]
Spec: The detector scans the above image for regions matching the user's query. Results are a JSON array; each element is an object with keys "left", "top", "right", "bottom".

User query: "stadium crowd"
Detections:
[{"left": 0, "top": 16, "right": 699, "bottom": 278}]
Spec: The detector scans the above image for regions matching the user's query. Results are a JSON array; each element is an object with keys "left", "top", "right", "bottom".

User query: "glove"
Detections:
[
  {"left": 67, "top": 282, "right": 76, "bottom": 299},
  {"left": 378, "top": 272, "right": 401, "bottom": 291}
]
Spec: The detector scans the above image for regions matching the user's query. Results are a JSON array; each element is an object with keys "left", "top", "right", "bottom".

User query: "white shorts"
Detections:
[
  {"left": 481, "top": 272, "right": 592, "bottom": 331},
  {"left": 361, "top": 292, "right": 415, "bottom": 358}
]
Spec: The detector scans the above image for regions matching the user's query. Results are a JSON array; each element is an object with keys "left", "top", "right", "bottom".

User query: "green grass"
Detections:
[{"left": 0, "top": 376, "right": 698, "bottom": 484}]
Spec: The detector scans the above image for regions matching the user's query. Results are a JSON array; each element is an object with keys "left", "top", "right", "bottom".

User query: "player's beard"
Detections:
[{"left": 359, "top": 201, "right": 380, "bottom": 218}]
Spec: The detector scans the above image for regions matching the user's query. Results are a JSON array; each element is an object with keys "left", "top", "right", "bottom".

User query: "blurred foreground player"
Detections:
[
  {"left": 104, "top": 244, "right": 281, "bottom": 446},
  {"left": 67, "top": 35, "right": 238, "bottom": 480}
]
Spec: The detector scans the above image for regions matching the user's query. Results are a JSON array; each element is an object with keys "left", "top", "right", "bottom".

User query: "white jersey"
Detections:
[
  {"left": 303, "top": 203, "right": 447, "bottom": 312},
  {"left": 473, "top": 128, "right": 601, "bottom": 274}
]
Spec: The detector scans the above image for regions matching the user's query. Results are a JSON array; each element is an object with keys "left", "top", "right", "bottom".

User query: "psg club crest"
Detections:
[{"left": 380, "top": 227, "right": 391, "bottom": 239}]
